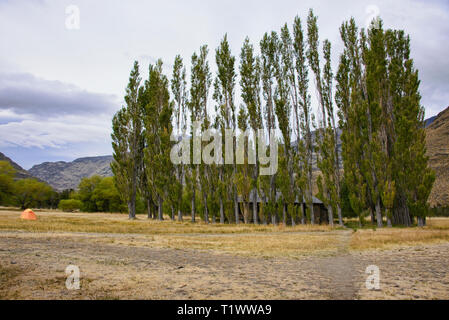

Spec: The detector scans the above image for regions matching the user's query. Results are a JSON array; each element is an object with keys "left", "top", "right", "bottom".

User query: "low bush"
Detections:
[{"left": 58, "top": 199, "right": 83, "bottom": 212}]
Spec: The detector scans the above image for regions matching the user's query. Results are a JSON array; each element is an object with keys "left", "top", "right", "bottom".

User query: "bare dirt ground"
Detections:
[{"left": 1, "top": 228, "right": 449, "bottom": 300}]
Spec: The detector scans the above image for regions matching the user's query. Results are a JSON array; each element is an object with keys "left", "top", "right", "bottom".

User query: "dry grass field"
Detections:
[{"left": 1, "top": 208, "right": 449, "bottom": 300}]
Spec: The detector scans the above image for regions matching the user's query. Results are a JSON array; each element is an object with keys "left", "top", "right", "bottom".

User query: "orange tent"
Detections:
[{"left": 21, "top": 209, "right": 37, "bottom": 221}]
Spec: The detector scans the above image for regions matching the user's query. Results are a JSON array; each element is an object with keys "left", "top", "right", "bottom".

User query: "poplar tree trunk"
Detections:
[
  {"left": 253, "top": 132, "right": 259, "bottom": 225},
  {"left": 405, "top": 207, "right": 412, "bottom": 227},
  {"left": 203, "top": 193, "right": 209, "bottom": 224},
  {"left": 147, "top": 199, "right": 152, "bottom": 219},
  {"left": 177, "top": 165, "right": 183, "bottom": 222},
  {"left": 262, "top": 200, "right": 267, "bottom": 225},
  {"left": 395, "top": 196, "right": 410, "bottom": 226},
  {"left": 219, "top": 198, "right": 224, "bottom": 224},
  {"left": 253, "top": 192, "right": 258, "bottom": 225},
  {"left": 300, "top": 203, "right": 305, "bottom": 225},
  {"left": 129, "top": 175, "right": 137, "bottom": 220},
  {"left": 337, "top": 204, "right": 343, "bottom": 226},
  {"left": 310, "top": 202, "right": 315, "bottom": 225},
  {"left": 158, "top": 196, "right": 163, "bottom": 221},
  {"left": 375, "top": 198, "right": 383, "bottom": 228},
  {"left": 128, "top": 200, "right": 135, "bottom": 220},
  {"left": 326, "top": 190, "right": 334, "bottom": 226},
  {"left": 233, "top": 133, "right": 239, "bottom": 224},
  {"left": 152, "top": 202, "right": 157, "bottom": 220},
  {"left": 308, "top": 172, "right": 315, "bottom": 225},
  {"left": 191, "top": 190, "right": 196, "bottom": 223},
  {"left": 270, "top": 173, "right": 276, "bottom": 225},
  {"left": 234, "top": 192, "right": 239, "bottom": 224},
  {"left": 328, "top": 205, "right": 334, "bottom": 227},
  {"left": 387, "top": 210, "right": 392, "bottom": 228},
  {"left": 283, "top": 204, "right": 287, "bottom": 226}
]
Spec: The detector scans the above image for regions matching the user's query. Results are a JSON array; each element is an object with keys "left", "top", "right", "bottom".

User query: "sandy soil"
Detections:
[{"left": 1, "top": 230, "right": 448, "bottom": 300}]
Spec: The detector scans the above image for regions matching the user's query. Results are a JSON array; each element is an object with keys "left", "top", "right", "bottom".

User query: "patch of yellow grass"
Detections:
[
  {"left": 426, "top": 217, "right": 449, "bottom": 230},
  {"left": 350, "top": 227, "right": 449, "bottom": 250},
  {"left": 0, "top": 209, "right": 333, "bottom": 236},
  {"left": 0, "top": 209, "right": 341, "bottom": 259},
  {"left": 2, "top": 209, "right": 449, "bottom": 255},
  {"left": 110, "top": 233, "right": 340, "bottom": 258}
]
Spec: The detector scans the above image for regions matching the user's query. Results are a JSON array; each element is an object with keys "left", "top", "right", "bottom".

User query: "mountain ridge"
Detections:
[
  {"left": 28, "top": 155, "right": 113, "bottom": 191},
  {"left": 0, "top": 151, "right": 36, "bottom": 180}
]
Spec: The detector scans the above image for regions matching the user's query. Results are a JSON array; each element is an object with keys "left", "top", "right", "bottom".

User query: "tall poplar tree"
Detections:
[
  {"left": 306, "top": 11, "right": 343, "bottom": 226},
  {"left": 171, "top": 55, "right": 188, "bottom": 221},
  {"left": 337, "top": 18, "right": 435, "bottom": 227},
  {"left": 143, "top": 60, "right": 173, "bottom": 221},
  {"left": 336, "top": 18, "right": 367, "bottom": 226},
  {"left": 214, "top": 35, "right": 237, "bottom": 223},
  {"left": 292, "top": 16, "right": 314, "bottom": 225},
  {"left": 190, "top": 45, "right": 212, "bottom": 223},
  {"left": 260, "top": 32, "right": 279, "bottom": 224},
  {"left": 307, "top": 10, "right": 342, "bottom": 226},
  {"left": 385, "top": 28, "right": 435, "bottom": 226},
  {"left": 276, "top": 24, "right": 298, "bottom": 225},
  {"left": 111, "top": 61, "right": 143, "bottom": 220},
  {"left": 235, "top": 107, "right": 253, "bottom": 223},
  {"left": 239, "top": 37, "right": 263, "bottom": 224}
]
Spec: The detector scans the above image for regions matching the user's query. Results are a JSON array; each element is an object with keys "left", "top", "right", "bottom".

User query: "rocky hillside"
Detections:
[
  {"left": 426, "top": 106, "right": 449, "bottom": 207},
  {"left": 425, "top": 115, "right": 438, "bottom": 127},
  {"left": 28, "top": 156, "right": 113, "bottom": 191},
  {"left": 0, "top": 152, "right": 36, "bottom": 180}
]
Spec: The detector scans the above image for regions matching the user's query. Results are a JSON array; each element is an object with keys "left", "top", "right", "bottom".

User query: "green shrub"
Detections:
[{"left": 58, "top": 199, "right": 83, "bottom": 212}]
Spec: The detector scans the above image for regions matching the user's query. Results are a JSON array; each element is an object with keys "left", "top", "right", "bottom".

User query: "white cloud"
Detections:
[
  {"left": 0, "top": 0, "right": 447, "bottom": 168},
  {"left": 0, "top": 0, "right": 447, "bottom": 118},
  {"left": 0, "top": 72, "right": 118, "bottom": 116},
  {"left": 0, "top": 113, "right": 111, "bottom": 149}
]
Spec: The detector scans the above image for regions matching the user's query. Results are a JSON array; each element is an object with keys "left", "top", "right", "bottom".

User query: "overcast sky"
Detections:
[{"left": 0, "top": 0, "right": 448, "bottom": 169}]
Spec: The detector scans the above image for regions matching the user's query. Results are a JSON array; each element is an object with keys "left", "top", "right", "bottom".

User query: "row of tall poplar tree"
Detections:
[{"left": 111, "top": 10, "right": 434, "bottom": 227}]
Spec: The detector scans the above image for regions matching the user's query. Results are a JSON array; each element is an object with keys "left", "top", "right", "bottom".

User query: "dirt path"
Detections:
[
  {"left": 311, "top": 231, "right": 358, "bottom": 299},
  {"left": 1, "top": 230, "right": 449, "bottom": 300}
]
